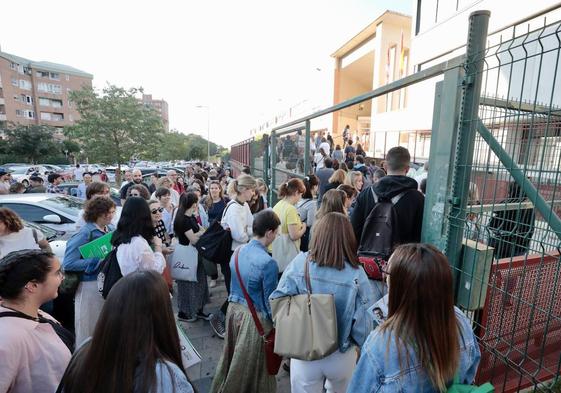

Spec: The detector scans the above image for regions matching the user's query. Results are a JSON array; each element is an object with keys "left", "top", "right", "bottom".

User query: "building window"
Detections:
[
  {"left": 51, "top": 99, "right": 63, "bottom": 108},
  {"left": 0, "top": 105, "right": 5, "bottom": 115},
  {"left": 40, "top": 112, "right": 52, "bottom": 120},
  {"left": 9, "top": 62, "right": 17, "bottom": 70},
  {"left": 19, "top": 80, "right": 32, "bottom": 90},
  {"left": 52, "top": 113, "right": 64, "bottom": 121},
  {"left": 65, "top": 75, "right": 70, "bottom": 81},
  {"left": 16, "top": 109, "right": 35, "bottom": 118},
  {"left": 39, "top": 97, "right": 50, "bottom": 106},
  {"left": 11, "top": 78, "right": 18, "bottom": 87},
  {"left": 49, "top": 72, "right": 60, "bottom": 80},
  {"left": 36, "top": 71, "right": 50, "bottom": 78}
]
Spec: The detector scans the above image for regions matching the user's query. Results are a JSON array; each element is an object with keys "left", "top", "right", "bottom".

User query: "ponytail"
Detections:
[{"left": 278, "top": 178, "right": 306, "bottom": 198}]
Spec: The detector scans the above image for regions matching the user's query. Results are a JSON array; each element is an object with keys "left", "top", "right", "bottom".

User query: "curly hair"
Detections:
[
  {"left": 83, "top": 197, "right": 116, "bottom": 223},
  {"left": 0, "top": 208, "right": 24, "bottom": 233}
]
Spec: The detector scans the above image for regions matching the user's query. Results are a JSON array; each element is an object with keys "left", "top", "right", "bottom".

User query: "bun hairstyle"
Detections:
[
  {"left": 227, "top": 174, "right": 257, "bottom": 197},
  {"left": 278, "top": 178, "right": 306, "bottom": 198},
  {"left": 0, "top": 250, "right": 56, "bottom": 300},
  {"left": 302, "top": 175, "right": 319, "bottom": 199}
]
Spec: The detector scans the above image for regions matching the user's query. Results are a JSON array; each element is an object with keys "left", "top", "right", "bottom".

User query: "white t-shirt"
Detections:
[
  {"left": 0, "top": 227, "right": 45, "bottom": 258},
  {"left": 319, "top": 142, "right": 331, "bottom": 156},
  {"left": 74, "top": 167, "right": 84, "bottom": 181},
  {"left": 116, "top": 236, "right": 166, "bottom": 276}
]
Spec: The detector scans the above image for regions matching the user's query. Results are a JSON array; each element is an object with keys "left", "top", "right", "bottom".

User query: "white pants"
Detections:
[
  {"left": 74, "top": 281, "right": 104, "bottom": 347},
  {"left": 290, "top": 348, "right": 357, "bottom": 393}
]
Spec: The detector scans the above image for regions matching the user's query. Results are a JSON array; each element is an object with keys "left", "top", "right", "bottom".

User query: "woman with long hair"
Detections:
[
  {"left": 271, "top": 178, "right": 306, "bottom": 270},
  {"left": 173, "top": 192, "right": 211, "bottom": 322},
  {"left": 346, "top": 170, "right": 364, "bottom": 193},
  {"left": 211, "top": 210, "right": 281, "bottom": 393},
  {"left": 0, "top": 250, "right": 71, "bottom": 393},
  {"left": 63, "top": 197, "right": 116, "bottom": 346},
  {"left": 210, "top": 174, "right": 257, "bottom": 338},
  {"left": 337, "top": 184, "right": 357, "bottom": 214},
  {"left": 348, "top": 244, "right": 481, "bottom": 392},
  {"left": 111, "top": 197, "right": 165, "bottom": 277},
  {"left": 59, "top": 271, "right": 194, "bottom": 393},
  {"left": 315, "top": 189, "right": 347, "bottom": 223},
  {"left": 0, "top": 208, "right": 51, "bottom": 258},
  {"left": 295, "top": 175, "right": 319, "bottom": 252},
  {"left": 324, "top": 169, "right": 347, "bottom": 193},
  {"left": 270, "top": 213, "right": 374, "bottom": 393}
]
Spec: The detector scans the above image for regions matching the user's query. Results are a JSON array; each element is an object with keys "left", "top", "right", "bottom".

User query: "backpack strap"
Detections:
[
  {"left": 220, "top": 200, "right": 237, "bottom": 224},
  {"left": 32, "top": 228, "right": 39, "bottom": 244}
]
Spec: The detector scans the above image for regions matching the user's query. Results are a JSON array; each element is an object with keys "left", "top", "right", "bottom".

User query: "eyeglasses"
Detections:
[
  {"left": 151, "top": 207, "right": 164, "bottom": 214},
  {"left": 130, "top": 193, "right": 141, "bottom": 197}
]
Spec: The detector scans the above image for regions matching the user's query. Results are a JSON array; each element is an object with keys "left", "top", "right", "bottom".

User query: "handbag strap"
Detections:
[
  {"left": 304, "top": 258, "right": 313, "bottom": 294},
  {"left": 234, "top": 247, "right": 265, "bottom": 337}
]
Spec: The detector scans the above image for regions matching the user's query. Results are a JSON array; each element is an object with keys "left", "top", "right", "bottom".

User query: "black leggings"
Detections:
[{"left": 219, "top": 261, "right": 231, "bottom": 316}]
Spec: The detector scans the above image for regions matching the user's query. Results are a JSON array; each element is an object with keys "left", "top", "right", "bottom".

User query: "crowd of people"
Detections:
[{"left": 0, "top": 147, "right": 491, "bottom": 393}]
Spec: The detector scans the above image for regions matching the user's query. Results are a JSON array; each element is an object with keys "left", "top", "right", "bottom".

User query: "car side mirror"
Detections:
[{"left": 43, "top": 214, "right": 62, "bottom": 224}]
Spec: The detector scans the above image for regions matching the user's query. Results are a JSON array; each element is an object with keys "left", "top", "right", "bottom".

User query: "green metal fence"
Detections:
[{"left": 231, "top": 8, "right": 561, "bottom": 391}]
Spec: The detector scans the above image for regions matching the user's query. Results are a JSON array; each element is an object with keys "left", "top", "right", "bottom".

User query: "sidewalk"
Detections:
[{"left": 175, "top": 280, "right": 291, "bottom": 392}]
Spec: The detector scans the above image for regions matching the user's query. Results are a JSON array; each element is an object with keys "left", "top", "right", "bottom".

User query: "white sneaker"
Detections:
[{"left": 209, "top": 279, "right": 217, "bottom": 288}]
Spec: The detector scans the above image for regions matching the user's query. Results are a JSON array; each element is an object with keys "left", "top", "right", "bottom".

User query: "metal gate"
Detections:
[
  {"left": 230, "top": 9, "right": 561, "bottom": 391},
  {"left": 424, "top": 11, "right": 561, "bottom": 392}
]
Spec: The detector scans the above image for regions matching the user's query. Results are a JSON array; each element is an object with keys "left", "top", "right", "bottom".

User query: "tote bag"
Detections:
[
  {"left": 272, "top": 233, "right": 300, "bottom": 272},
  {"left": 270, "top": 259, "right": 338, "bottom": 361},
  {"left": 170, "top": 244, "right": 198, "bottom": 282}
]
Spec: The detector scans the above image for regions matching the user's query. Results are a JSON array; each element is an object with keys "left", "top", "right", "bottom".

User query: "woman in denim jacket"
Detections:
[
  {"left": 270, "top": 212, "right": 375, "bottom": 393},
  {"left": 348, "top": 243, "right": 481, "bottom": 393},
  {"left": 210, "top": 209, "right": 281, "bottom": 393}
]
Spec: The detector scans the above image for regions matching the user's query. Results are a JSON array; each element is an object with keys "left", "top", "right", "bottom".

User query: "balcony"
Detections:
[
  {"left": 0, "top": 114, "right": 7, "bottom": 121},
  {"left": 0, "top": 98, "right": 4, "bottom": 105}
]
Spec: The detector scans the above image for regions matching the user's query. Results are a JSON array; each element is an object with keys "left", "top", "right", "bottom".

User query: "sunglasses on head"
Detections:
[{"left": 151, "top": 207, "right": 164, "bottom": 214}]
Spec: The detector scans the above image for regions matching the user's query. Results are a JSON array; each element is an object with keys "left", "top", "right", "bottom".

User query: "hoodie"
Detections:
[{"left": 351, "top": 175, "right": 424, "bottom": 245}]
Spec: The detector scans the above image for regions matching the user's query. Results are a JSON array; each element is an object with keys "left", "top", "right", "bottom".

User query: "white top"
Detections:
[
  {"left": 221, "top": 201, "right": 253, "bottom": 250},
  {"left": 73, "top": 167, "right": 84, "bottom": 181},
  {"left": 116, "top": 236, "right": 166, "bottom": 276},
  {"left": 314, "top": 153, "right": 326, "bottom": 169},
  {"left": 0, "top": 307, "right": 71, "bottom": 393},
  {"left": 151, "top": 188, "right": 180, "bottom": 207},
  {"left": 0, "top": 228, "right": 44, "bottom": 259},
  {"left": 319, "top": 141, "right": 331, "bottom": 156},
  {"left": 77, "top": 183, "right": 87, "bottom": 199}
]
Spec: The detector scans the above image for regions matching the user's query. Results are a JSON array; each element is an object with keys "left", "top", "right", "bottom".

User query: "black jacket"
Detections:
[{"left": 351, "top": 175, "right": 424, "bottom": 244}]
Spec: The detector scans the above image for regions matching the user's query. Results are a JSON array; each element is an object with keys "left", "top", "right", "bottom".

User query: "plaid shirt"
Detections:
[{"left": 47, "top": 183, "right": 64, "bottom": 194}]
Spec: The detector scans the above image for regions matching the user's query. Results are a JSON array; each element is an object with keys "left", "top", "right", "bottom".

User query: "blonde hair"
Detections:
[
  {"left": 256, "top": 178, "right": 268, "bottom": 194},
  {"left": 157, "top": 176, "right": 172, "bottom": 188},
  {"left": 227, "top": 174, "right": 257, "bottom": 197},
  {"left": 345, "top": 171, "right": 363, "bottom": 189},
  {"left": 328, "top": 169, "right": 346, "bottom": 184}
]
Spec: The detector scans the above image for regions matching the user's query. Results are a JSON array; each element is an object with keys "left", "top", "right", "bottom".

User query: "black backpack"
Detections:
[
  {"left": 358, "top": 189, "right": 409, "bottom": 280},
  {"left": 196, "top": 201, "right": 235, "bottom": 263},
  {"left": 97, "top": 248, "right": 123, "bottom": 299}
]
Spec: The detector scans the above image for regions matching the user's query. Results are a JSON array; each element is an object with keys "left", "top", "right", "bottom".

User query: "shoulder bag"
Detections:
[
  {"left": 234, "top": 247, "right": 282, "bottom": 375},
  {"left": 270, "top": 259, "right": 338, "bottom": 361},
  {"left": 195, "top": 201, "right": 235, "bottom": 263},
  {"left": 170, "top": 242, "right": 199, "bottom": 282},
  {"left": 272, "top": 206, "right": 301, "bottom": 272},
  {"left": 447, "top": 373, "right": 494, "bottom": 392}
]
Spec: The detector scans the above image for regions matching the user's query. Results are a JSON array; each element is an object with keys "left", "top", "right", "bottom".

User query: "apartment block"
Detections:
[
  {"left": 139, "top": 93, "right": 169, "bottom": 131},
  {"left": 0, "top": 51, "right": 93, "bottom": 138}
]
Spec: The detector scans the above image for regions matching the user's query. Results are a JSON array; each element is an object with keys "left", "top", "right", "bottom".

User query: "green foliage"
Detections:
[
  {"left": 66, "top": 85, "right": 165, "bottom": 168},
  {"left": 0, "top": 124, "right": 63, "bottom": 164},
  {"left": 157, "top": 131, "right": 223, "bottom": 161}
]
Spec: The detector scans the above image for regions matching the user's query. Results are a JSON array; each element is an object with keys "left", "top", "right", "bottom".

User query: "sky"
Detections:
[{"left": 0, "top": 0, "right": 412, "bottom": 148}]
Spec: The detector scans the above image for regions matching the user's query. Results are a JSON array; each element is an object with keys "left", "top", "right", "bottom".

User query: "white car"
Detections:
[
  {"left": 24, "top": 220, "right": 68, "bottom": 262},
  {"left": 0, "top": 193, "right": 84, "bottom": 233},
  {"left": 8, "top": 165, "right": 49, "bottom": 186}
]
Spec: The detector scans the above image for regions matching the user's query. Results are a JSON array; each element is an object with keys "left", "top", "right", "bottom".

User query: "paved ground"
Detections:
[{"left": 175, "top": 278, "right": 291, "bottom": 393}]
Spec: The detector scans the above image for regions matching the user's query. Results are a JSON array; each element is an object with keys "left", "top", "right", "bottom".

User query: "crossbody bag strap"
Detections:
[
  {"left": 234, "top": 247, "right": 265, "bottom": 337},
  {"left": 220, "top": 200, "right": 237, "bottom": 224}
]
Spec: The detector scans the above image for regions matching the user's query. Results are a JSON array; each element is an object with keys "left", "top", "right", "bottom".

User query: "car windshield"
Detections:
[
  {"left": 24, "top": 221, "right": 60, "bottom": 241},
  {"left": 42, "top": 195, "right": 84, "bottom": 217},
  {"left": 9, "top": 167, "right": 29, "bottom": 174}
]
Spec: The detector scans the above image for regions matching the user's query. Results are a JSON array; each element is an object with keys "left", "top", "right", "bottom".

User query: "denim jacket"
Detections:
[
  {"left": 269, "top": 252, "right": 375, "bottom": 353},
  {"left": 348, "top": 303, "right": 481, "bottom": 393},
  {"left": 63, "top": 222, "right": 114, "bottom": 282},
  {"left": 228, "top": 240, "right": 279, "bottom": 320}
]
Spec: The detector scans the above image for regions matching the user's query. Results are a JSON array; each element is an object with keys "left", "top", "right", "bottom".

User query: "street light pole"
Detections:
[{"left": 196, "top": 105, "right": 210, "bottom": 163}]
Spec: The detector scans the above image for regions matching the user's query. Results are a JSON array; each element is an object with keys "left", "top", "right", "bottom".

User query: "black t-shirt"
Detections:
[{"left": 175, "top": 215, "right": 199, "bottom": 246}]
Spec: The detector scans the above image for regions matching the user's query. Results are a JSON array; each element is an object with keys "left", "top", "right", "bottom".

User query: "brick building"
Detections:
[
  {"left": 139, "top": 93, "right": 169, "bottom": 131},
  {"left": 0, "top": 51, "right": 93, "bottom": 138}
]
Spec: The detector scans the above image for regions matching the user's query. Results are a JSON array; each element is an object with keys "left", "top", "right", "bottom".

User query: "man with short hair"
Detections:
[
  {"left": 73, "top": 164, "right": 84, "bottom": 181},
  {"left": 316, "top": 157, "right": 335, "bottom": 205},
  {"left": 351, "top": 146, "right": 424, "bottom": 244},
  {"left": 77, "top": 173, "right": 93, "bottom": 199},
  {"left": 353, "top": 155, "right": 369, "bottom": 178},
  {"left": 47, "top": 173, "right": 65, "bottom": 194},
  {"left": 120, "top": 169, "right": 150, "bottom": 205},
  {"left": 25, "top": 175, "right": 47, "bottom": 193},
  {"left": 167, "top": 169, "right": 185, "bottom": 195},
  {"left": 120, "top": 170, "right": 133, "bottom": 190}
]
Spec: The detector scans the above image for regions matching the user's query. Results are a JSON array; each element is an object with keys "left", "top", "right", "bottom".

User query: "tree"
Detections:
[
  {"left": 66, "top": 85, "right": 165, "bottom": 183},
  {"left": 2, "top": 124, "right": 59, "bottom": 164}
]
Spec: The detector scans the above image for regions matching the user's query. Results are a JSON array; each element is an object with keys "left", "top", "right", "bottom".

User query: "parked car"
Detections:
[
  {"left": 23, "top": 220, "right": 69, "bottom": 262},
  {"left": 7, "top": 166, "right": 49, "bottom": 186},
  {"left": 58, "top": 183, "right": 122, "bottom": 206},
  {"left": 0, "top": 193, "right": 83, "bottom": 233}
]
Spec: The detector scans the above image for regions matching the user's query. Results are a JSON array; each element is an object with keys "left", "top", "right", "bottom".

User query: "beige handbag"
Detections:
[
  {"left": 271, "top": 233, "right": 300, "bottom": 272},
  {"left": 270, "top": 259, "right": 338, "bottom": 361}
]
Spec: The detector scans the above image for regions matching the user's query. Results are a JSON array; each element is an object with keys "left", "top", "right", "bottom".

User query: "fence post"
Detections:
[
  {"left": 270, "top": 131, "right": 276, "bottom": 207},
  {"left": 421, "top": 66, "right": 464, "bottom": 250},
  {"left": 445, "top": 10, "right": 490, "bottom": 270},
  {"left": 263, "top": 134, "right": 270, "bottom": 192},
  {"left": 304, "top": 120, "right": 311, "bottom": 175}
]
